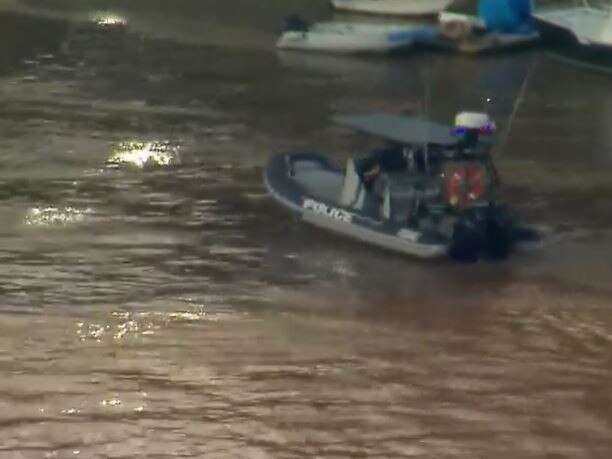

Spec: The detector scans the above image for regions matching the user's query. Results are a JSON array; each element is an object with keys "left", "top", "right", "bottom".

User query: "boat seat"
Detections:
[{"left": 339, "top": 159, "right": 367, "bottom": 210}]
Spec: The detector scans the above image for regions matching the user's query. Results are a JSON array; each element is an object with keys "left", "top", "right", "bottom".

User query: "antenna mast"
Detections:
[{"left": 422, "top": 53, "right": 431, "bottom": 173}]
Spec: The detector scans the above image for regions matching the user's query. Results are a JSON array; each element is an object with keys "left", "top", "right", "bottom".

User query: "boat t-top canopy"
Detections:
[{"left": 332, "top": 113, "right": 459, "bottom": 147}]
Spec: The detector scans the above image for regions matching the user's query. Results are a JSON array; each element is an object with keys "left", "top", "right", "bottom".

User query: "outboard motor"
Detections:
[
  {"left": 450, "top": 203, "right": 515, "bottom": 262},
  {"left": 282, "top": 14, "right": 310, "bottom": 33}
]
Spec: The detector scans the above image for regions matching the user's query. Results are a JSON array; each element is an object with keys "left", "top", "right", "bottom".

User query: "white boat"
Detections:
[
  {"left": 276, "top": 18, "right": 435, "bottom": 53},
  {"left": 431, "top": 0, "right": 540, "bottom": 53},
  {"left": 532, "top": 4, "right": 612, "bottom": 72},
  {"left": 330, "top": 0, "right": 453, "bottom": 17}
]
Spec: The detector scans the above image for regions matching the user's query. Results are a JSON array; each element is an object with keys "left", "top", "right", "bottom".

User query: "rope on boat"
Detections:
[{"left": 497, "top": 53, "right": 539, "bottom": 157}]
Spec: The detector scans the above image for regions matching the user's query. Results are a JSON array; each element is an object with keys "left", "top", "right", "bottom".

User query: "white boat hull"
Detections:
[
  {"left": 532, "top": 7, "right": 612, "bottom": 72},
  {"left": 331, "top": 0, "right": 452, "bottom": 17},
  {"left": 276, "top": 22, "right": 421, "bottom": 53},
  {"left": 532, "top": 7, "right": 612, "bottom": 46}
]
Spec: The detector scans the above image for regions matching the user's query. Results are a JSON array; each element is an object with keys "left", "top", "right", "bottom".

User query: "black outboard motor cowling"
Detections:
[
  {"left": 483, "top": 203, "right": 515, "bottom": 260},
  {"left": 449, "top": 202, "right": 515, "bottom": 262}
]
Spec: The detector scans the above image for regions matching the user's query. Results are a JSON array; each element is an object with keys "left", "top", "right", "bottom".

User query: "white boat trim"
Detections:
[
  {"left": 276, "top": 21, "right": 426, "bottom": 53},
  {"left": 330, "top": 0, "right": 453, "bottom": 17}
]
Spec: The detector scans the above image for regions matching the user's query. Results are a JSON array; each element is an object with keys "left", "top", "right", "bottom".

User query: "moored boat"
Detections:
[
  {"left": 532, "top": 4, "right": 612, "bottom": 73},
  {"left": 276, "top": 15, "right": 436, "bottom": 54},
  {"left": 330, "top": 0, "right": 453, "bottom": 17},
  {"left": 432, "top": 0, "right": 540, "bottom": 53}
]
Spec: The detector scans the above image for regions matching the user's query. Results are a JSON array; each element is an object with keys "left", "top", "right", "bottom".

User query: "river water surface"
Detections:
[{"left": 0, "top": 1, "right": 611, "bottom": 458}]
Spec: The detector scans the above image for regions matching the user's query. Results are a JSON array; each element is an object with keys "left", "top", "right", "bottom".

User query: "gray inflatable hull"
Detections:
[{"left": 264, "top": 152, "right": 448, "bottom": 260}]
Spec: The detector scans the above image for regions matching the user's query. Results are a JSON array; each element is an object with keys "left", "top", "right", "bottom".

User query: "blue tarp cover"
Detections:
[{"left": 478, "top": 0, "right": 534, "bottom": 33}]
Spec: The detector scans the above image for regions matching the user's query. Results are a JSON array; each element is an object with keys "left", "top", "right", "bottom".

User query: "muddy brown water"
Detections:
[{"left": 0, "top": 1, "right": 611, "bottom": 458}]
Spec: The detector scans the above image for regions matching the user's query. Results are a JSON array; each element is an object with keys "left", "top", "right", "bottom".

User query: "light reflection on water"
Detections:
[
  {"left": 24, "top": 206, "right": 93, "bottom": 226},
  {"left": 89, "top": 11, "right": 127, "bottom": 27},
  {"left": 107, "top": 140, "right": 180, "bottom": 168},
  {"left": 0, "top": 282, "right": 610, "bottom": 457}
]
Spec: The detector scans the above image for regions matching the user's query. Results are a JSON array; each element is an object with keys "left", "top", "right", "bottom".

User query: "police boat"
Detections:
[{"left": 264, "top": 111, "right": 538, "bottom": 262}]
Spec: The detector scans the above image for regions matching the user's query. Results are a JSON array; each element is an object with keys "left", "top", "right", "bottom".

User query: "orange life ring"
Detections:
[{"left": 445, "top": 165, "right": 485, "bottom": 207}]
